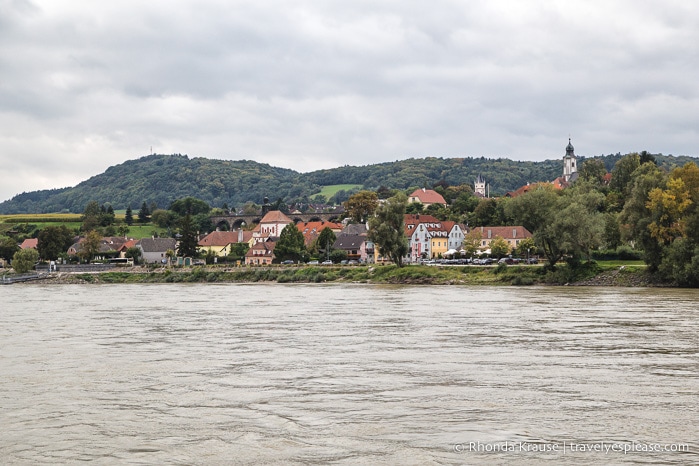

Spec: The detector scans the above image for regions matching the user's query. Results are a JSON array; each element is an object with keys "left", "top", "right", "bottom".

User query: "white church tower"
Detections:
[
  {"left": 474, "top": 174, "right": 487, "bottom": 197},
  {"left": 563, "top": 138, "right": 577, "bottom": 182}
]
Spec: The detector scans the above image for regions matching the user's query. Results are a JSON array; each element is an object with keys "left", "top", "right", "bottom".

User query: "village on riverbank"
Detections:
[{"left": 2, "top": 140, "right": 698, "bottom": 287}]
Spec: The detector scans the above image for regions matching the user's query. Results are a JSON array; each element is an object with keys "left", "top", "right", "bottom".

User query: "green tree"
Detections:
[
  {"left": 12, "top": 248, "right": 39, "bottom": 273},
  {"left": 610, "top": 153, "right": 641, "bottom": 196},
  {"left": 315, "top": 227, "right": 337, "bottom": 260},
  {"left": 81, "top": 201, "right": 101, "bottom": 232},
  {"left": 619, "top": 163, "right": 667, "bottom": 270},
  {"left": 169, "top": 197, "right": 211, "bottom": 216},
  {"left": 227, "top": 243, "right": 249, "bottom": 261},
  {"left": 78, "top": 230, "right": 102, "bottom": 263},
  {"left": 461, "top": 230, "right": 482, "bottom": 258},
  {"left": 37, "top": 225, "right": 74, "bottom": 260},
  {"left": 151, "top": 209, "right": 178, "bottom": 229},
  {"left": 329, "top": 249, "right": 348, "bottom": 263},
  {"left": 514, "top": 237, "right": 537, "bottom": 258},
  {"left": 603, "top": 213, "right": 622, "bottom": 250},
  {"left": 274, "top": 223, "right": 306, "bottom": 263},
  {"left": 125, "top": 206, "right": 134, "bottom": 226},
  {"left": 405, "top": 202, "right": 424, "bottom": 214},
  {"left": 490, "top": 236, "right": 511, "bottom": 258},
  {"left": 177, "top": 214, "right": 199, "bottom": 258},
  {"left": 344, "top": 190, "right": 379, "bottom": 223},
  {"left": 0, "top": 235, "right": 20, "bottom": 262},
  {"left": 368, "top": 193, "right": 409, "bottom": 267},
  {"left": 579, "top": 158, "right": 608, "bottom": 185},
  {"left": 124, "top": 246, "right": 142, "bottom": 264},
  {"left": 138, "top": 201, "right": 151, "bottom": 223}
]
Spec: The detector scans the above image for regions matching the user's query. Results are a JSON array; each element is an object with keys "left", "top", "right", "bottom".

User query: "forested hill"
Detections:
[{"left": 1, "top": 152, "right": 697, "bottom": 214}]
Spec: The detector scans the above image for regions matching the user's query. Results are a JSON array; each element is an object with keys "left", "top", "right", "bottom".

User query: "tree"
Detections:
[
  {"left": 138, "top": 201, "right": 151, "bottom": 223},
  {"left": 0, "top": 235, "right": 20, "bottom": 262},
  {"left": 274, "top": 223, "right": 306, "bottom": 263},
  {"left": 490, "top": 236, "right": 511, "bottom": 258},
  {"left": 514, "top": 237, "right": 537, "bottom": 258},
  {"left": 37, "top": 225, "right": 74, "bottom": 260},
  {"left": 610, "top": 153, "right": 641, "bottom": 196},
  {"left": 579, "top": 159, "right": 608, "bottom": 185},
  {"left": 177, "top": 214, "right": 199, "bottom": 258},
  {"left": 81, "top": 201, "right": 101, "bottom": 232},
  {"left": 125, "top": 206, "right": 134, "bottom": 226},
  {"left": 329, "top": 249, "right": 348, "bottom": 263},
  {"left": 124, "top": 246, "right": 142, "bottom": 264},
  {"left": 603, "top": 213, "right": 621, "bottom": 250},
  {"left": 646, "top": 177, "right": 692, "bottom": 245},
  {"left": 405, "top": 202, "right": 424, "bottom": 214},
  {"left": 78, "top": 230, "right": 102, "bottom": 263},
  {"left": 461, "top": 230, "right": 482, "bottom": 258},
  {"left": 368, "top": 193, "right": 409, "bottom": 267},
  {"left": 344, "top": 190, "right": 379, "bottom": 223},
  {"left": 169, "top": 197, "right": 211, "bottom": 216},
  {"left": 12, "top": 248, "right": 39, "bottom": 273},
  {"left": 316, "top": 227, "right": 336, "bottom": 260},
  {"left": 151, "top": 209, "right": 178, "bottom": 228},
  {"left": 619, "top": 162, "right": 666, "bottom": 271}
]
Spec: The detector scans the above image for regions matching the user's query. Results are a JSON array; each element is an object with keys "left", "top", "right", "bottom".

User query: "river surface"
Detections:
[{"left": 1, "top": 284, "right": 697, "bottom": 465}]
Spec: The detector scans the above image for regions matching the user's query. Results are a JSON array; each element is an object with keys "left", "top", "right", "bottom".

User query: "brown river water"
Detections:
[{"left": 1, "top": 283, "right": 697, "bottom": 465}]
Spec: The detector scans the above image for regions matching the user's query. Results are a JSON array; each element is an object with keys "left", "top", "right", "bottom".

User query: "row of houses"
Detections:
[
  {"left": 199, "top": 208, "right": 532, "bottom": 265},
  {"left": 16, "top": 205, "right": 531, "bottom": 267}
]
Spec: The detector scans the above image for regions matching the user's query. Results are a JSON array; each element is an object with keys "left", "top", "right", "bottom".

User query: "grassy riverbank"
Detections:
[{"left": 40, "top": 262, "right": 659, "bottom": 287}]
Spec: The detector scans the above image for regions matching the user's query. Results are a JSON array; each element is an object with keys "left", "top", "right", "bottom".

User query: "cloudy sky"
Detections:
[{"left": 1, "top": 0, "right": 698, "bottom": 202}]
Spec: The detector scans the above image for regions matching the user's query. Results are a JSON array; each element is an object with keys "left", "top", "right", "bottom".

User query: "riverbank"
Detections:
[{"left": 20, "top": 262, "right": 668, "bottom": 287}]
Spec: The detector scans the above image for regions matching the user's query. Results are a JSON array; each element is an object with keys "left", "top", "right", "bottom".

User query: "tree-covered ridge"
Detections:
[
  {"left": 1, "top": 154, "right": 316, "bottom": 214},
  {"left": 1, "top": 152, "right": 698, "bottom": 214}
]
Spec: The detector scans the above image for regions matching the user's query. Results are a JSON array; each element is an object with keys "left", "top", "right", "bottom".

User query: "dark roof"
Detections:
[
  {"left": 138, "top": 237, "right": 177, "bottom": 253},
  {"left": 333, "top": 234, "right": 366, "bottom": 250}
]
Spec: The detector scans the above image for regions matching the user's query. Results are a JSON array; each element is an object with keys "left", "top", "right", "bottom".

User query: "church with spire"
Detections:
[
  {"left": 562, "top": 137, "right": 578, "bottom": 183},
  {"left": 505, "top": 138, "right": 580, "bottom": 197}
]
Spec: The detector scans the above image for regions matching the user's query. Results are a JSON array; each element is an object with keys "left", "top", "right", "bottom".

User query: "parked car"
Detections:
[
  {"left": 526, "top": 258, "right": 539, "bottom": 264},
  {"left": 308, "top": 260, "right": 319, "bottom": 265},
  {"left": 347, "top": 260, "right": 359, "bottom": 265},
  {"left": 281, "top": 260, "right": 294, "bottom": 265},
  {"left": 321, "top": 260, "right": 333, "bottom": 265}
]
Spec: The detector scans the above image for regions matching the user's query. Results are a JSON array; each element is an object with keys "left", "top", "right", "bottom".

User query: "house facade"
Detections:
[
  {"left": 244, "top": 240, "right": 276, "bottom": 265},
  {"left": 137, "top": 237, "right": 177, "bottom": 264},
  {"left": 253, "top": 210, "right": 293, "bottom": 244},
  {"left": 407, "top": 188, "right": 447, "bottom": 208},
  {"left": 477, "top": 226, "right": 532, "bottom": 251}
]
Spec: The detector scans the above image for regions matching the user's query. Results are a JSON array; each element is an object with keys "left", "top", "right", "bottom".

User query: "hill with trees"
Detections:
[{"left": 1, "top": 152, "right": 697, "bottom": 214}]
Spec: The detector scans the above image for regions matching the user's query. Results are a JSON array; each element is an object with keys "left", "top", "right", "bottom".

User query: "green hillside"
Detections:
[{"left": 1, "top": 152, "right": 697, "bottom": 214}]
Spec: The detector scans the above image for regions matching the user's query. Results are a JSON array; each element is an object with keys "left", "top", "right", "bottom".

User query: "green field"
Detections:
[{"left": 314, "top": 184, "right": 363, "bottom": 200}]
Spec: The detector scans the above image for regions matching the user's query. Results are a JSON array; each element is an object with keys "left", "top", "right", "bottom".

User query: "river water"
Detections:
[{"left": 1, "top": 284, "right": 697, "bottom": 465}]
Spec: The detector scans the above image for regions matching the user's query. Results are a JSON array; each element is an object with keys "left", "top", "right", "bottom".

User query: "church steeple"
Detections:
[{"left": 563, "top": 137, "right": 577, "bottom": 182}]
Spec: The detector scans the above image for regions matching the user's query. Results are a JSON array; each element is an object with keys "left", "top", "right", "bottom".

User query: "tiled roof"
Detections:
[
  {"left": 244, "top": 240, "right": 276, "bottom": 257},
  {"left": 198, "top": 230, "right": 239, "bottom": 247},
  {"left": 20, "top": 238, "right": 38, "bottom": 249},
  {"left": 137, "top": 237, "right": 177, "bottom": 253},
  {"left": 477, "top": 226, "right": 532, "bottom": 240},
  {"left": 408, "top": 188, "right": 447, "bottom": 205},
  {"left": 333, "top": 234, "right": 366, "bottom": 250},
  {"left": 297, "top": 221, "right": 343, "bottom": 246},
  {"left": 260, "top": 210, "right": 292, "bottom": 224}
]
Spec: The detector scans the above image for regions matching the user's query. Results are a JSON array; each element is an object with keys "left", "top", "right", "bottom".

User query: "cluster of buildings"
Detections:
[{"left": 12, "top": 140, "right": 581, "bottom": 267}]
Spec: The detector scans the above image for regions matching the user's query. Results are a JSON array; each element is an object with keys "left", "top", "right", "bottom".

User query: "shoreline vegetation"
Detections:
[{"left": 15, "top": 262, "right": 668, "bottom": 287}]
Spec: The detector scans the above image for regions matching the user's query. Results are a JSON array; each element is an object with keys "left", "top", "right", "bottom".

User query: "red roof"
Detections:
[
  {"left": 296, "top": 221, "right": 343, "bottom": 246},
  {"left": 260, "top": 210, "right": 292, "bottom": 224},
  {"left": 20, "top": 238, "right": 38, "bottom": 249},
  {"left": 408, "top": 188, "right": 447, "bottom": 205},
  {"left": 477, "top": 226, "right": 532, "bottom": 240},
  {"left": 198, "top": 230, "right": 240, "bottom": 247}
]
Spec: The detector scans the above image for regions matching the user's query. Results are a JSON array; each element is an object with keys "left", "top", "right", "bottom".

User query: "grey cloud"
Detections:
[{"left": 1, "top": 0, "right": 699, "bottom": 203}]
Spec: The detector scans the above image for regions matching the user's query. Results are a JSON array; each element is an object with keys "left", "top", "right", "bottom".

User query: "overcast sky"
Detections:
[{"left": 1, "top": 0, "right": 698, "bottom": 202}]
